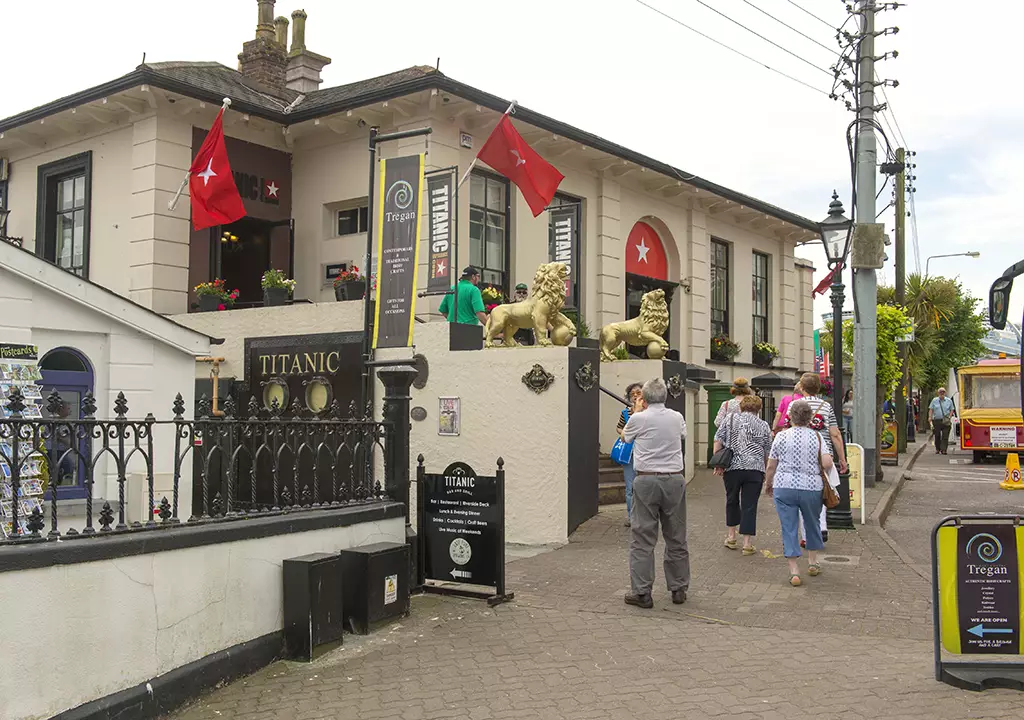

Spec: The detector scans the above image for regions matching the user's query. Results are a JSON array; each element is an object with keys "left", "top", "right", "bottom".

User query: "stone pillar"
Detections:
[
  {"left": 379, "top": 366, "right": 419, "bottom": 587},
  {"left": 256, "top": 0, "right": 276, "bottom": 39},
  {"left": 686, "top": 207, "right": 710, "bottom": 362},
  {"left": 778, "top": 245, "right": 798, "bottom": 367},
  {"left": 595, "top": 175, "right": 622, "bottom": 330},
  {"left": 130, "top": 115, "right": 192, "bottom": 314}
]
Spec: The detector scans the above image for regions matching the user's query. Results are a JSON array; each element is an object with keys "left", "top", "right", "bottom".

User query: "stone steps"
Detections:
[{"left": 598, "top": 454, "right": 625, "bottom": 505}]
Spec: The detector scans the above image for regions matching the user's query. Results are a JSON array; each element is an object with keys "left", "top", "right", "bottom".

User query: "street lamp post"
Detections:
[
  {"left": 926, "top": 251, "right": 980, "bottom": 277},
  {"left": 821, "top": 191, "right": 854, "bottom": 530}
]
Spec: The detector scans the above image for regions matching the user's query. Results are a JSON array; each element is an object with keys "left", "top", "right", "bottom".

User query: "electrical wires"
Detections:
[
  {"left": 738, "top": 0, "right": 837, "bottom": 55},
  {"left": 785, "top": 0, "right": 835, "bottom": 30},
  {"left": 630, "top": 0, "right": 833, "bottom": 97}
]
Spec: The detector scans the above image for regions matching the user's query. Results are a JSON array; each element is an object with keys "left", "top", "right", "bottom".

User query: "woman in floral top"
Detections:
[
  {"left": 713, "top": 395, "right": 772, "bottom": 555},
  {"left": 767, "top": 399, "right": 834, "bottom": 586}
]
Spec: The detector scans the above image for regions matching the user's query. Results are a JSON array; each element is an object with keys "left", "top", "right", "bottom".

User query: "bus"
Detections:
[{"left": 957, "top": 358, "right": 1023, "bottom": 463}]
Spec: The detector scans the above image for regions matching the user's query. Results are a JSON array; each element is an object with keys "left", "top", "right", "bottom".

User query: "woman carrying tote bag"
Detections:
[{"left": 612, "top": 383, "right": 644, "bottom": 527}]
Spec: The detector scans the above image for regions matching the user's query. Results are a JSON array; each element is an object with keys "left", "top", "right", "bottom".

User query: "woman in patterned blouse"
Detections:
[
  {"left": 766, "top": 399, "right": 834, "bottom": 587},
  {"left": 713, "top": 394, "right": 773, "bottom": 554}
]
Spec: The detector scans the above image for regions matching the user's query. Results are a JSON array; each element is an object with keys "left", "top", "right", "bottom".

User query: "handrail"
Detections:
[{"left": 600, "top": 385, "right": 628, "bottom": 406}]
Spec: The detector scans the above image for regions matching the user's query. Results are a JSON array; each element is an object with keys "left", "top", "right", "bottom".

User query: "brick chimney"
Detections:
[
  {"left": 285, "top": 9, "right": 332, "bottom": 93},
  {"left": 238, "top": 0, "right": 287, "bottom": 91}
]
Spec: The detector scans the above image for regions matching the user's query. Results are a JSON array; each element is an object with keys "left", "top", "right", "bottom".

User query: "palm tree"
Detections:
[{"left": 879, "top": 274, "right": 959, "bottom": 430}]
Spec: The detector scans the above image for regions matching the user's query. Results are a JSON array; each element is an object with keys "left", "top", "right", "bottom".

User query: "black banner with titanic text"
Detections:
[
  {"left": 373, "top": 154, "right": 424, "bottom": 349},
  {"left": 426, "top": 170, "right": 454, "bottom": 294},
  {"left": 549, "top": 204, "right": 578, "bottom": 307}
]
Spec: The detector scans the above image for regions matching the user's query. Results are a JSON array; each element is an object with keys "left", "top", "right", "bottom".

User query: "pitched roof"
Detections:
[{"left": 0, "top": 62, "right": 820, "bottom": 234}]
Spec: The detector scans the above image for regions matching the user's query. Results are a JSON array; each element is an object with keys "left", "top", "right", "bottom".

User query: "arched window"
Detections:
[
  {"left": 624, "top": 222, "right": 675, "bottom": 358},
  {"left": 39, "top": 347, "right": 94, "bottom": 499}
]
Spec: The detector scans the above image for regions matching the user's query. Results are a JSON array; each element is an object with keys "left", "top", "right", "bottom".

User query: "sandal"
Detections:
[
  {"left": 724, "top": 538, "right": 738, "bottom": 550},
  {"left": 808, "top": 564, "right": 821, "bottom": 577},
  {"left": 742, "top": 546, "right": 756, "bottom": 556},
  {"left": 789, "top": 574, "right": 801, "bottom": 587}
]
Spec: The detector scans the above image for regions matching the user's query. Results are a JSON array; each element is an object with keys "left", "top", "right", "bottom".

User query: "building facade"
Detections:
[{"left": 0, "top": 0, "right": 818, "bottom": 464}]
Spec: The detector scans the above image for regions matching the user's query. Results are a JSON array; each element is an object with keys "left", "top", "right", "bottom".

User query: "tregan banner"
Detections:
[
  {"left": 373, "top": 154, "right": 425, "bottom": 349},
  {"left": 427, "top": 171, "right": 454, "bottom": 294},
  {"left": 549, "top": 205, "right": 577, "bottom": 306}
]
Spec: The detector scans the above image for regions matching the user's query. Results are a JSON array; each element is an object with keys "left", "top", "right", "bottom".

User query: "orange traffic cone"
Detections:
[{"left": 1000, "top": 453, "right": 1024, "bottom": 490}]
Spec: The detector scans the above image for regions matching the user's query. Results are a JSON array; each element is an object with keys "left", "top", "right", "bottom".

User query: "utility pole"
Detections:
[
  {"left": 853, "top": 0, "right": 879, "bottom": 487},
  {"left": 895, "top": 147, "right": 908, "bottom": 453}
]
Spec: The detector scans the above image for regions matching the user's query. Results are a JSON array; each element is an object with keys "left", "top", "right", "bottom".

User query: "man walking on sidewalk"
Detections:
[
  {"left": 928, "top": 387, "right": 956, "bottom": 455},
  {"left": 622, "top": 377, "right": 689, "bottom": 608}
]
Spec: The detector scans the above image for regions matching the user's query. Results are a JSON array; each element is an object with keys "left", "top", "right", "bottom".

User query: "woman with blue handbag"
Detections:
[{"left": 613, "top": 383, "right": 644, "bottom": 527}]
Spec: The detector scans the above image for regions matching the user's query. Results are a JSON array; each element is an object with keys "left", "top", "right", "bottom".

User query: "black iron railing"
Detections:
[{"left": 0, "top": 387, "right": 390, "bottom": 544}]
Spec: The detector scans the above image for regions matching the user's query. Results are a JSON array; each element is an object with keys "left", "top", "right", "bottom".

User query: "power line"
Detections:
[
  {"left": 689, "top": 0, "right": 833, "bottom": 77},
  {"left": 909, "top": 190, "right": 922, "bottom": 275},
  {"left": 876, "top": 76, "right": 910, "bottom": 150},
  {"left": 631, "top": 0, "right": 832, "bottom": 97},
  {"left": 785, "top": 0, "right": 835, "bottom": 30},
  {"left": 738, "top": 0, "right": 836, "bottom": 55}
]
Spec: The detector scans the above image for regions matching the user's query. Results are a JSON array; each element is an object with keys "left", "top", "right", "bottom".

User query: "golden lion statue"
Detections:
[
  {"left": 599, "top": 288, "right": 670, "bottom": 361},
  {"left": 485, "top": 262, "right": 576, "bottom": 348}
]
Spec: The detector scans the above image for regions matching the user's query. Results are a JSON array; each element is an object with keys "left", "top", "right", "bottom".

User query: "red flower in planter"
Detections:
[{"left": 218, "top": 304, "right": 226, "bottom": 311}]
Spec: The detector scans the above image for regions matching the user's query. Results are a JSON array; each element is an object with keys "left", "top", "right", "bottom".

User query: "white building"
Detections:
[{"left": 0, "top": 0, "right": 820, "bottom": 467}]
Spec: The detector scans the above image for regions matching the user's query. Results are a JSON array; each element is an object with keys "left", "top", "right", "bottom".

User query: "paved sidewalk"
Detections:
[{"left": 169, "top": 462, "right": 1024, "bottom": 720}]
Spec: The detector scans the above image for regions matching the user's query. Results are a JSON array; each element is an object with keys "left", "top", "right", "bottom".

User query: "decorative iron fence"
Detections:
[{"left": 0, "top": 387, "right": 390, "bottom": 544}]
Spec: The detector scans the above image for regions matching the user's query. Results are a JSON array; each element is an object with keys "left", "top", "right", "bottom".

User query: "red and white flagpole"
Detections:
[
  {"left": 457, "top": 100, "right": 517, "bottom": 189},
  {"left": 167, "top": 97, "right": 232, "bottom": 211}
]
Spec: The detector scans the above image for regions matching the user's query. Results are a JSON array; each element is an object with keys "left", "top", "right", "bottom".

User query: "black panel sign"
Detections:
[
  {"left": 422, "top": 461, "right": 499, "bottom": 588},
  {"left": 0, "top": 344, "right": 38, "bottom": 361},
  {"left": 549, "top": 205, "right": 577, "bottom": 306},
  {"left": 426, "top": 171, "right": 454, "bottom": 294},
  {"left": 957, "top": 524, "right": 1021, "bottom": 654},
  {"left": 373, "top": 154, "right": 424, "bottom": 349}
]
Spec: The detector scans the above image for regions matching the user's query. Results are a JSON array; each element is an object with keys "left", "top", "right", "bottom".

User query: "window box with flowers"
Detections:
[
  {"left": 194, "top": 279, "right": 239, "bottom": 312},
  {"left": 710, "top": 335, "right": 740, "bottom": 363},
  {"left": 261, "top": 269, "right": 296, "bottom": 307},
  {"left": 480, "top": 285, "right": 505, "bottom": 313},
  {"left": 752, "top": 342, "right": 780, "bottom": 368},
  {"left": 333, "top": 266, "right": 366, "bottom": 301}
]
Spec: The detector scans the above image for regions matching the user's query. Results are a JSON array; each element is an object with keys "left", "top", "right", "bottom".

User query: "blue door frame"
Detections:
[{"left": 39, "top": 352, "right": 94, "bottom": 501}]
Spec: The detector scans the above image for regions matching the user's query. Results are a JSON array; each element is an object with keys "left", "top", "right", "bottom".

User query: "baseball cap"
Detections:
[
  {"left": 461, "top": 265, "right": 480, "bottom": 277},
  {"left": 515, "top": 283, "right": 528, "bottom": 291}
]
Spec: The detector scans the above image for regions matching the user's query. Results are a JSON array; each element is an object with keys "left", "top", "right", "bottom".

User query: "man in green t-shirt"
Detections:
[{"left": 438, "top": 266, "right": 487, "bottom": 325}]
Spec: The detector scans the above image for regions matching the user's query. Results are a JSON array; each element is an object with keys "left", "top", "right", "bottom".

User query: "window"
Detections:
[
  {"left": 469, "top": 172, "right": 509, "bottom": 293},
  {"left": 36, "top": 152, "right": 92, "bottom": 277},
  {"left": 548, "top": 193, "right": 581, "bottom": 308},
  {"left": 337, "top": 205, "right": 369, "bottom": 236},
  {"left": 752, "top": 251, "right": 770, "bottom": 345},
  {"left": 710, "top": 239, "right": 730, "bottom": 337}
]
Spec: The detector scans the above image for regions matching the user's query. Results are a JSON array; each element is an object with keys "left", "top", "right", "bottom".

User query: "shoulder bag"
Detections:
[
  {"left": 817, "top": 433, "right": 840, "bottom": 509},
  {"left": 709, "top": 413, "right": 736, "bottom": 470},
  {"left": 611, "top": 408, "right": 634, "bottom": 465}
]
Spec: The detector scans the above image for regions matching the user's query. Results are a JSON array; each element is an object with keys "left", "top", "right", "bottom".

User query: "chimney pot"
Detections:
[
  {"left": 274, "top": 16, "right": 289, "bottom": 47},
  {"left": 256, "top": 0, "right": 276, "bottom": 40},
  {"left": 290, "top": 9, "right": 308, "bottom": 53}
]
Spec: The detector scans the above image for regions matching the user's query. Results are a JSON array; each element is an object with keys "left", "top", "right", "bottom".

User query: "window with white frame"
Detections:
[{"left": 752, "top": 251, "right": 770, "bottom": 345}]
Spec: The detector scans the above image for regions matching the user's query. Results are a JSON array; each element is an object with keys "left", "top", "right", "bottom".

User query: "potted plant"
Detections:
[
  {"left": 332, "top": 266, "right": 366, "bottom": 301},
  {"left": 194, "top": 279, "right": 238, "bottom": 312},
  {"left": 261, "top": 269, "right": 296, "bottom": 307},
  {"left": 752, "top": 341, "right": 780, "bottom": 367},
  {"left": 481, "top": 286, "right": 505, "bottom": 313},
  {"left": 710, "top": 335, "right": 740, "bottom": 363}
]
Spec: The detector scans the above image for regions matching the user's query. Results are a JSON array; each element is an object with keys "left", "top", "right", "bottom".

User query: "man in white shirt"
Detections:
[{"left": 622, "top": 377, "right": 689, "bottom": 608}]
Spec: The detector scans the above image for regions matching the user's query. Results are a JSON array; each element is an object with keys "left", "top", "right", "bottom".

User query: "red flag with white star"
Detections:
[
  {"left": 476, "top": 115, "right": 564, "bottom": 216},
  {"left": 188, "top": 108, "right": 246, "bottom": 230}
]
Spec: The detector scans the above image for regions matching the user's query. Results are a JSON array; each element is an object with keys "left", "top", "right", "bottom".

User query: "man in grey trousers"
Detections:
[{"left": 622, "top": 377, "right": 689, "bottom": 608}]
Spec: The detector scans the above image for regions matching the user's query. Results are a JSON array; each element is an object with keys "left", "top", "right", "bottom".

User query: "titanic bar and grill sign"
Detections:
[
  {"left": 426, "top": 171, "right": 454, "bottom": 294},
  {"left": 373, "top": 154, "right": 425, "bottom": 349},
  {"left": 550, "top": 205, "right": 577, "bottom": 305},
  {"left": 421, "top": 461, "right": 500, "bottom": 588}
]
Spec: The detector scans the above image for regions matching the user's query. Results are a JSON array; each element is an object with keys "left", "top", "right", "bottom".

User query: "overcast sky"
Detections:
[{"left": 3, "top": 0, "right": 1018, "bottom": 326}]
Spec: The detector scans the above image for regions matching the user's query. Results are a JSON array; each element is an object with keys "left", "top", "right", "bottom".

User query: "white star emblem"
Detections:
[
  {"left": 636, "top": 238, "right": 650, "bottom": 263},
  {"left": 266, "top": 181, "right": 279, "bottom": 198},
  {"left": 510, "top": 149, "right": 526, "bottom": 167},
  {"left": 197, "top": 158, "right": 217, "bottom": 186},
  {"left": 435, "top": 260, "right": 446, "bottom": 276}
]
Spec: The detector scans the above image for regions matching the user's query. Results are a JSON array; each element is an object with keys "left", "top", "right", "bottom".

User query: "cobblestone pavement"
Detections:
[{"left": 170, "top": 459, "right": 1024, "bottom": 720}]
